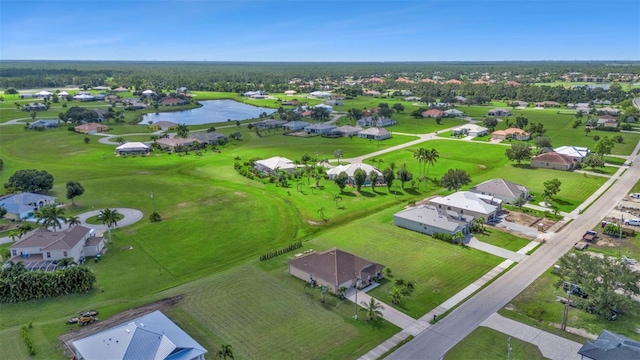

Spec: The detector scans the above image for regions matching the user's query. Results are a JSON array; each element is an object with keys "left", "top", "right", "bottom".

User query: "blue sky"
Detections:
[{"left": 1, "top": 0, "right": 638, "bottom": 61}]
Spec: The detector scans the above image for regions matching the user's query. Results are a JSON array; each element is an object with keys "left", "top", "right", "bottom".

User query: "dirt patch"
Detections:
[
  {"left": 307, "top": 220, "right": 324, "bottom": 226},
  {"left": 234, "top": 191, "right": 247, "bottom": 197},
  {"left": 59, "top": 296, "right": 183, "bottom": 357},
  {"left": 549, "top": 322, "right": 598, "bottom": 340},
  {"left": 503, "top": 210, "right": 557, "bottom": 229},
  {"left": 478, "top": 165, "right": 487, "bottom": 170}
]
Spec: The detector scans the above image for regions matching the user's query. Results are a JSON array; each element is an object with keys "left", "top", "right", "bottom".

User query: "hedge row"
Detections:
[
  {"left": 260, "top": 241, "right": 303, "bottom": 261},
  {"left": 21, "top": 325, "right": 36, "bottom": 355}
]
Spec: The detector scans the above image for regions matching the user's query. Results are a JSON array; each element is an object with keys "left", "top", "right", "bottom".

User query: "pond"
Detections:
[{"left": 142, "top": 99, "right": 276, "bottom": 125}]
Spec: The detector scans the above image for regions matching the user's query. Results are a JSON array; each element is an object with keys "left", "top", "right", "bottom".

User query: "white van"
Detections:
[{"left": 624, "top": 219, "right": 640, "bottom": 226}]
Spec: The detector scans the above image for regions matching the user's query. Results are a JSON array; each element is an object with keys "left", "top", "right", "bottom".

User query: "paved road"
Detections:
[{"left": 388, "top": 139, "right": 640, "bottom": 359}]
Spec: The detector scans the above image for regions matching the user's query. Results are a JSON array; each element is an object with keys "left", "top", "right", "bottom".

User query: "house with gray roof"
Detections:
[
  {"left": 288, "top": 248, "right": 385, "bottom": 293},
  {"left": 282, "top": 121, "right": 310, "bottom": 131},
  {"left": 333, "top": 125, "right": 363, "bottom": 137},
  {"left": 28, "top": 119, "right": 59, "bottom": 129},
  {"left": 429, "top": 191, "right": 501, "bottom": 222},
  {"left": 487, "top": 108, "right": 511, "bottom": 117},
  {"left": 191, "top": 131, "right": 228, "bottom": 145},
  {"left": 254, "top": 119, "right": 286, "bottom": 129},
  {"left": 358, "top": 127, "right": 391, "bottom": 140},
  {"left": 470, "top": 179, "right": 529, "bottom": 204},
  {"left": 577, "top": 330, "right": 640, "bottom": 360},
  {"left": 72, "top": 310, "right": 207, "bottom": 360},
  {"left": 9, "top": 226, "right": 104, "bottom": 268},
  {"left": 304, "top": 123, "right": 337, "bottom": 134},
  {"left": 0, "top": 192, "right": 57, "bottom": 221},
  {"left": 356, "top": 116, "right": 396, "bottom": 127},
  {"left": 394, "top": 205, "right": 472, "bottom": 236}
]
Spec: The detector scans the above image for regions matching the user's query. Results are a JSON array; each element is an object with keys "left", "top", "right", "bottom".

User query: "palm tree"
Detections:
[
  {"left": 35, "top": 205, "right": 66, "bottom": 231},
  {"left": 413, "top": 148, "right": 426, "bottom": 182},
  {"left": 176, "top": 123, "right": 189, "bottom": 138},
  {"left": 217, "top": 344, "right": 234, "bottom": 359},
  {"left": 360, "top": 297, "right": 384, "bottom": 321},
  {"left": 423, "top": 148, "right": 440, "bottom": 184},
  {"left": 66, "top": 216, "right": 81, "bottom": 227},
  {"left": 8, "top": 230, "right": 19, "bottom": 242},
  {"left": 98, "top": 208, "right": 120, "bottom": 243},
  {"left": 390, "top": 287, "right": 403, "bottom": 304},
  {"left": 17, "top": 223, "right": 34, "bottom": 238}
]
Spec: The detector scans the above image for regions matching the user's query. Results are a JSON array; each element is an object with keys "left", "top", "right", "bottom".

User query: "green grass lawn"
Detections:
[
  {"left": 603, "top": 156, "right": 627, "bottom": 166},
  {"left": 500, "top": 266, "right": 640, "bottom": 341},
  {"left": 474, "top": 228, "right": 532, "bottom": 252},
  {"left": 308, "top": 205, "right": 503, "bottom": 318},
  {"left": 445, "top": 327, "right": 546, "bottom": 360}
]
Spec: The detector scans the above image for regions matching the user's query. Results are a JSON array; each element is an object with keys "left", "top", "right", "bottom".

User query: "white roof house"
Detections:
[
  {"left": 58, "top": 91, "right": 69, "bottom": 96},
  {"left": 115, "top": 142, "right": 150, "bottom": 155},
  {"left": 394, "top": 205, "right": 472, "bottom": 236},
  {"left": 35, "top": 90, "right": 53, "bottom": 97},
  {"left": 254, "top": 156, "right": 296, "bottom": 173},
  {"left": 73, "top": 94, "right": 95, "bottom": 101},
  {"left": 358, "top": 127, "right": 391, "bottom": 140},
  {"left": 72, "top": 310, "right": 207, "bottom": 360},
  {"left": 452, "top": 124, "right": 488, "bottom": 137},
  {"left": 327, "top": 163, "right": 383, "bottom": 185},
  {"left": 429, "top": 191, "right": 501, "bottom": 221},
  {"left": 554, "top": 146, "right": 590, "bottom": 162},
  {"left": 312, "top": 104, "right": 333, "bottom": 111},
  {"left": 142, "top": 89, "right": 156, "bottom": 96},
  {"left": 444, "top": 109, "right": 465, "bottom": 117},
  {"left": 309, "top": 91, "right": 331, "bottom": 98}
]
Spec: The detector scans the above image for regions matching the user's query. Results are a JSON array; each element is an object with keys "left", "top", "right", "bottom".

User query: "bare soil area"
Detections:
[
  {"left": 503, "top": 210, "right": 557, "bottom": 229},
  {"left": 59, "top": 296, "right": 183, "bottom": 357}
]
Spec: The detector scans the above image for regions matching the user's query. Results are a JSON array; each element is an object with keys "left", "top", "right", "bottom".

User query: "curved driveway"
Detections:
[{"left": 76, "top": 208, "right": 144, "bottom": 233}]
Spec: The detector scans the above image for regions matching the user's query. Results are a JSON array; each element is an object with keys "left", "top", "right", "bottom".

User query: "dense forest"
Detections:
[{"left": 1, "top": 61, "right": 639, "bottom": 104}]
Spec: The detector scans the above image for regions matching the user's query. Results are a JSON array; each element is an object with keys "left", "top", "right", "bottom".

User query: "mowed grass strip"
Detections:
[
  {"left": 444, "top": 327, "right": 546, "bottom": 360},
  {"left": 309, "top": 207, "right": 503, "bottom": 318},
  {"left": 164, "top": 264, "right": 399, "bottom": 359},
  {"left": 474, "top": 228, "right": 532, "bottom": 252}
]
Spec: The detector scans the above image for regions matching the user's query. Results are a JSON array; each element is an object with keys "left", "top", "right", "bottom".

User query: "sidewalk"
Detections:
[
  {"left": 466, "top": 237, "right": 525, "bottom": 262},
  {"left": 481, "top": 313, "right": 583, "bottom": 360},
  {"left": 567, "top": 165, "right": 627, "bottom": 217}
]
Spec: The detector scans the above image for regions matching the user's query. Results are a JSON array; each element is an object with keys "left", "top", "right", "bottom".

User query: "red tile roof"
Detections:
[
  {"left": 532, "top": 151, "right": 575, "bottom": 165},
  {"left": 422, "top": 109, "right": 445, "bottom": 116}
]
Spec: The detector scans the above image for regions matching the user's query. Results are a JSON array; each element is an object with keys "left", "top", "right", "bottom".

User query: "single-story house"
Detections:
[
  {"left": 161, "top": 97, "right": 188, "bottom": 106},
  {"left": 104, "top": 95, "right": 119, "bottom": 103},
  {"left": 176, "top": 86, "right": 189, "bottom": 94},
  {"left": 575, "top": 106, "right": 590, "bottom": 115},
  {"left": 313, "top": 104, "right": 334, "bottom": 112},
  {"left": 124, "top": 103, "right": 148, "bottom": 110},
  {"left": 0, "top": 193, "right": 57, "bottom": 221},
  {"left": 250, "top": 93, "right": 267, "bottom": 99},
  {"left": 393, "top": 205, "right": 472, "bottom": 236},
  {"left": 304, "top": 123, "right": 337, "bottom": 134},
  {"left": 73, "top": 94, "right": 95, "bottom": 101},
  {"left": 554, "top": 146, "right": 590, "bottom": 162},
  {"left": 92, "top": 86, "right": 110, "bottom": 90},
  {"left": 113, "top": 87, "right": 129, "bottom": 92},
  {"left": 356, "top": 116, "right": 396, "bottom": 127},
  {"left": 444, "top": 109, "right": 465, "bottom": 117},
  {"left": 93, "top": 93, "right": 107, "bottom": 101},
  {"left": 115, "top": 142, "right": 150, "bottom": 156},
  {"left": 512, "top": 100, "right": 528, "bottom": 108},
  {"left": 58, "top": 91, "right": 70, "bottom": 97},
  {"left": 254, "top": 156, "right": 296, "bottom": 174},
  {"left": 487, "top": 108, "right": 511, "bottom": 116},
  {"left": 282, "top": 121, "right": 310, "bottom": 131},
  {"left": 404, "top": 96, "right": 422, "bottom": 101},
  {"left": 446, "top": 79, "right": 462, "bottom": 84},
  {"left": 28, "top": 119, "right": 59, "bottom": 129},
  {"left": 191, "top": 131, "right": 228, "bottom": 145},
  {"left": 281, "top": 100, "right": 301, "bottom": 106},
  {"left": 327, "top": 163, "right": 383, "bottom": 186},
  {"left": 333, "top": 125, "right": 363, "bottom": 137},
  {"left": 358, "top": 127, "right": 391, "bottom": 140},
  {"left": 254, "top": 119, "right": 286, "bottom": 129},
  {"left": 22, "top": 103, "right": 48, "bottom": 111},
  {"left": 141, "top": 89, "right": 156, "bottom": 96},
  {"left": 288, "top": 248, "right": 385, "bottom": 293},
  {"left": 470, "top": 179, "right": 529, "bottom": 204},
  {"left": 491, "top": 128, "right": 531, "bottom": 141},
  {"left": 597, "top": 114, "right": 619, "bottom": 127},
  {"left": 534, "top": 101, "right": 560, "bottom": 108},
  {"left": 364, "top": 90, "right": 381, "bottom": 96},
  {"left": 93, "top": 109, "right": 110, "bottom": 122},
  {"left": 150, "top": 121, "right": 178, "bottom": 131},
  {"left": 592, "top": 99, "right": 612, "bottom": 105},
  {"left": 155, "top": 137, "right": 201, "bottom": 152},
  {"left": 74, "top": 123, "right": 109, "bottom": 134},
  {"left": 72, "top": 310, "right": 207, "bottom": 360},
  {"left": 34, "top": 90, "right": 53, "bottom": 97},
  {"left": 596, "top": 107, "right": 619, "bottom": 116},
  {"left": 429, "top": 191, "right": 501, "bottom": 222},
  {"left": 284, "top": 90, "right": 297, "bottom": 96},
  {"left": 577, "top": 330, "right": 640, "bottom": 360},
  {"left": 309, "top": 91, "right": 331, "bottom": 98},
  {"left": 422, "top": 109, "right": 446, "bottom": 118},
  {"left": 243, "top": 90, "right": 267, "bottom": 97},
  {"left": 530, "top": 152, "right": 576, "bottom": 171},
  {"left": 452, "top": 124, "right": 489, "bottom": 137},
  {"left": 9, "top": 226, "right": 104, "bottom": 266}
]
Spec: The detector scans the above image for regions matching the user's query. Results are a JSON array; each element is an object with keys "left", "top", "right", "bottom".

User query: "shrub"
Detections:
[
  {"left": 149, "top": 212, "right": 162, "bottom": 222},
  {"left": 259, "top": 241, "right": 302, "bottom": 261},
  {"left": 21, "top": 325, "right": 36, "bottom": 355}
]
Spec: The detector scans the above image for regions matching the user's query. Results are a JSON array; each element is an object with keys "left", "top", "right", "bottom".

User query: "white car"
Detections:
[
  {"left": 630, "top": 193, "right": 640, "bottom": 199},
  {"left": 624, "top": 219, "right": 640, "bottom": 226}
]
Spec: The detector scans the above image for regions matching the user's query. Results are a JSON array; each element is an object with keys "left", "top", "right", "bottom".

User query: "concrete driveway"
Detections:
[{"left": 76, "top": 208, "right": 144, "bottom": 235}]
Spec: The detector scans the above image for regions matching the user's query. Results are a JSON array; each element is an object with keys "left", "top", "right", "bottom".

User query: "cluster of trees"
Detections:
[
  {"left": 4, "top": 169, "right": 54, "bottom": 193},
  {"left": 0, "top": 263, "right": 97, "bottom": 303},
  {"left": 559, "top": 252, "right": 640, "bottom": 320}
]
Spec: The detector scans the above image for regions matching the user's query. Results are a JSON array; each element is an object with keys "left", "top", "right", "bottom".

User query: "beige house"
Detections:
[
  {"left": 288, "top": 248, "right": 385, "bottom": 293},
  {"left": 491, "top": 128, "right": 531, "bottom": 141},
  {"left": 530, "top": 152, "right": 576, "bottom": 171},
  {"left": 155, "top": 137, "right": 201, "bottom": 152},
  {"left": 74, "top": 122, "right": 109, "bottom": 134}
]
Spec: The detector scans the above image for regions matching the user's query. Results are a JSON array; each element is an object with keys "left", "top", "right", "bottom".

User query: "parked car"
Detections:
[
  {"left": 629, "top": 193, "right": 640, "bottom": 199},
  {"left": 623, "top": 219, "right": 640, "bottom": 226},
  {"left": 563, "top": 281, "right": 588, "bottom": 298}
]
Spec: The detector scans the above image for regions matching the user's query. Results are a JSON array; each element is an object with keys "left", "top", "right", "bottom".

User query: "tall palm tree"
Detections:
[
  {"left": 35, "top": 205, "right": 66, "bottom": 232},
  {"left": 423, "top": 148, "right": 440, "bottom": 184},
  {"left": 413, "top": 148, "right": 426, "bottom": 182},
  {"left": 360, "top": 297, "right": 384, "bottom": 321},
  {"left": 217, "top": 344, "right": 234, "bottom": 359},
  {"left": 175, "top": 124, "right": 189, "bottom": 138},
  {"left": 66, "top": 216, "right": 81, "bottom": 227},
  {"left": 98, "top": 208, "right": 120, "bottom": 243}
]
